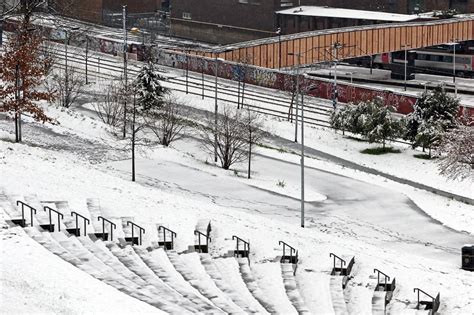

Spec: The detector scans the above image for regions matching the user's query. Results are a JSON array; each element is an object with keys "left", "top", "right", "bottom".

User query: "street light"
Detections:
[
  {"left": 447, "top": 40, "right": 459, "bottom": 97},
  {"left": 276, "top": 27, "right": 282, "bottom": 70},
  {"left": 122, "top": 5, "right": 128, "bottom": 138},
  {"left": 401, "top": 44, "right": 411, "bottom": 91},
  {"left": 332, "top": 42, "right": 343, "bottom": 109}
]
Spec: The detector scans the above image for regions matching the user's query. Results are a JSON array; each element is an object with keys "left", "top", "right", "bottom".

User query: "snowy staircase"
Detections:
[
  {"left": 281, "top": 263, "right": 310, "bottom": 313},
  {"left": 249, "top": 261, "right": 299, "bottom": 314},
  {"left": 166, "top": 251, "right": 243, "bottom": 313},
  {"left": 134, "top": 246, "right": 219, "bottom": 312},
  {"left": 200, "top": 254, "right": 268, "bottom": 314},
  {"left": 330, "top": 276, "right": 349, "bottom": 315}
]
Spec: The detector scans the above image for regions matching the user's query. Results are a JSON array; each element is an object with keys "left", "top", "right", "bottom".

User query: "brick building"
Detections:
[
  {"left": 170, "top": 0, "right": 473, "bottom": 44},
  {"left": 54, "top": 0, "right": 163, "bottom": 24}
]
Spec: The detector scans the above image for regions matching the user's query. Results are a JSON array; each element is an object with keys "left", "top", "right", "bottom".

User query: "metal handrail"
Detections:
[
  {"left": 71, "top": 211, "right": 90, "bottom": 236},
  {"left": 98, "top": 216, "right": 116, "bottom": 241},
  {"left": 279, "top": 241, "right": 296, "bottom": 261},
  {"left": 127, "top": 221, "right": 145, "bottom": 245},
  {"left": 194, "top": 230, "right": 211, "bottom": 252},
  {"left": 330, "top": 253, "right": 346, "bottom": 271},
  {"left": 374, "top": 268, "right": 391, "bottom": 288},
  {"left": 413, "top": 288, "right": 435, "bottom": 310},
  {"left": 232, "top": 235, "right": 250, "bottom": 252},
  {"left": 16, "top": 200, "right": 37, "bottom": 227},
  {"left": 158, "top": 225, "right": 177, "bottom": 250},
  {"left": 44, "top": 206, "right": 64, "bottom": 231}
]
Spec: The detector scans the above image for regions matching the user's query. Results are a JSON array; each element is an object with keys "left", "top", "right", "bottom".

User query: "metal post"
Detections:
[
  {"left": 453, "top": 42, "right": 457, "bottom": 97},
  {"left": 404, "top": 46, "right": 408, "bottom": 91},
  {"left": 299, "top": 54, "right": 305, "bottom": 228},
  {"left": 123, "top": 5, "right": 128, "bottom": 139},
  {"left": 132, "top": 92, "right": 136, "bottom": 182},
  {"left": 294, "top": 63, "right": 300, "bottom": 143},
  {"left": 14, "top": 63, "right": 19, "bottom": 142},
  {"left": 214, "top": 56, "right": 218, "bottom": 163},
  {"left": 64, "top": 31, "right": 69, "bottom": 106},
  {"left": 201, "top": 60, "right": 205, "bottom": 99},
  {"left": 185, "top": 50, "right": 189, "bottom": 94},
  {"left": 85, "top": 36, "right": 89, "bottom": 84}
]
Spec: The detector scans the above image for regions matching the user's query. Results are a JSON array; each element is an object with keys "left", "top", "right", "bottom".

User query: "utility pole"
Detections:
[
  {"left": 332, "top": 42, "right": 342, "bottom": 109},
  {"left": 85, "top": 35, "right": 89, "bottom": 84},
  {"left": 122, "top": 5, "right": 128, "bottom": 139},
  {"left": 294, "top": 60, "right": 300, "bottom": 143},
  {"left": 214, "top": 55, "right": 219, "bottom": 163}
]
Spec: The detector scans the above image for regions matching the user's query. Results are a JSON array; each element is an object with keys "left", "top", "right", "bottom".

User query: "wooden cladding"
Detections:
[{"left": 193, "top": 19, "right": 474, "bottom": 68}]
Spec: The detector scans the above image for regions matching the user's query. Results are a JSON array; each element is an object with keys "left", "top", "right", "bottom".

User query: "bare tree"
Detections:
[
  {"left": 437, "top": 125, "right": 474, "bottom": 180},
  {"left": 201, "top": 105, "right": 249, "bottom": 170},
  {"left": 146, "top": 95, "right": 187, "bottom": 147},
  {"left": 93, "top": 80, "right": 124, "bottom": 128},
  {"left": 47, "top": 67, "right": 85, "bottom": 108},
  {"left": 244, "top": 109, "right": 265, "bottom": 179}
]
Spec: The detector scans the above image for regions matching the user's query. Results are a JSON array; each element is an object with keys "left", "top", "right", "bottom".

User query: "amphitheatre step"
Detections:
[
  {"left": 372, "top": 291, "right": 387, "bottom": 314},
  {"left": 86, "top": 198, "right": 104, "bottom": 232},
  {"left": 236, "top": 258, "right": 278, "bottom": 314},
  {"left": 200, "top": 254, "right": 268, "bottom": 314},
  {"left": 295, "top": 271, "right": 335, "bottom": 314},
  {"left": 105, "top": 242, "right": 203, "bottom": 313},
  {"left": 166, "top": 251, "right": 244, "bottom": 314},
  {"left": 330, "top": 276, "right": 349, "bottom": 315},
  {"left": 134, "top": 247, "right": 219, "bottom": 313},
  {"left": 43, "top": 228, "right": 181, "bottom": 311},
  {"left": 249, "top": 261, "right": 298, "bottom": 314},
  {"left": 74, "top": 236, "right": 193, "bottom": 313},
  {"left": 281, "top": 263, "right": 310, "bottom": 313},
  {"left": 23, "top": 195, "right": 51, "bottom": 225}
]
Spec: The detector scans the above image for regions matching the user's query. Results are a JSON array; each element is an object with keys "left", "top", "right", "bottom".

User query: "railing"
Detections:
[
  {"left": 127, "top": 221, "right": 145, "bottom": 246},
  {"left": 373, "top": 268, "right": 390, "bottom": 289},
  {"left": 71, "top": 211, "right": 90, "bottom": 236},
  {"left": 98, "top": 216, "right": 116, "bottom": 241},
  {"left": 16, "top": 200, "right": 37, "bottom": 227},
  {"left": 279, "top": 241, "right": 297, "bottom": 263},
  {"left": 158, "top": 225, "right": 177, "bottom": 250},
  {"left": 44, "top": 206, "right": 64, "bottom": 232},
  {"left": 413, "top": 288, "right": 437, "bottom": 311},
  {"left": 194, "top": 230, "right": 211, "bottom": 253},
  {"left": 232, "top": 235, "right": 250, "bottom": 260},
  {"left": 330, "top": 253, "right": 346, "bottom": 272}
]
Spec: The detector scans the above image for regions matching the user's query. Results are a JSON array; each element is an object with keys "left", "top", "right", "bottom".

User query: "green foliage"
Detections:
[
  {"left": 361, "top": 147, "right": 401, "bottom": 155},
  {"left": 331, "top": 98, "right": 403, "bottom": 147},
  {"left": 404, "top": 86, "right": 460, "bottom": 156},
  {"left": 134, "top": 62, "right": 168, "bottom": 113}
]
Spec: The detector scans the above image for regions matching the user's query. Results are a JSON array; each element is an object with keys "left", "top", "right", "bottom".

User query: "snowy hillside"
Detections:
[{"left": 1, "top": 92, "right": 473, "bottom": 314}]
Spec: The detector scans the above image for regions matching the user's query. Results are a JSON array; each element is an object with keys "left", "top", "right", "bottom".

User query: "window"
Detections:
[{"left": 182, "top": 12, "right": 192, "bottom": 20}]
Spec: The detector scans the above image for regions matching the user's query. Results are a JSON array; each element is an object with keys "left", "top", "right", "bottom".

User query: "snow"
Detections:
[
  {"left": 0, "top": 215, "right": 160, "bottom": 314},
  {"left": 1, "top": 46, "right": 474, "bottom": 314},
  {"left": 276, "top": 6, "right": 424, "bottom": 22}
]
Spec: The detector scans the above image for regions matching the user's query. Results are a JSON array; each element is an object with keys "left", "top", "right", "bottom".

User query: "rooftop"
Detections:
[{"left": 276, "top": 6, "right": 434, "bottom": 22}]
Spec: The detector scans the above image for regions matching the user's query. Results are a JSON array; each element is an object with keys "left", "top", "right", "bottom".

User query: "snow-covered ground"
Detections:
[{"left": 1, "top": 86, "right": 473, "bottom": 313}]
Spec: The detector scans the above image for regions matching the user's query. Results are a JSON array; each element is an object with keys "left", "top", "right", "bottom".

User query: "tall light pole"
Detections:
[
  {"left": 214, "top": 55, "right": 219, "bottom": 163},
  {"left": 448, "top": 40, "right": 459, "bottom": 97},
  {"left": 63, "top": 27, "right": 79, "bottom": 106},
  {"left": 332, "top": 42, "right": 343, "bottom": 109},
  {"left": 276, "top": 27, "right": 282, "bottom": 70},
  {"left": 122, "top": 5, "right": 128, "bottom": 139},
  {"left": 401, "top": 44, "right": 411, "bottom": 91}
]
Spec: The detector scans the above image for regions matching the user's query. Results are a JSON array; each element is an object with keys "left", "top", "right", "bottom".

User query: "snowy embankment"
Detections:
[{"left": 1, "top": 91, "right": 473, "bottom": 313}]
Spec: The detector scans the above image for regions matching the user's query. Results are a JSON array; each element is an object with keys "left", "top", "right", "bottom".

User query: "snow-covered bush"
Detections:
[
  {"left": 134, "top": 62, "right": 168, "bottom": 114},
  {"left": 437, "top": 125, "right": 474, "bottom": 180},
  {"left": 404, "top": 86, "right": 460, "bottom": 156}
]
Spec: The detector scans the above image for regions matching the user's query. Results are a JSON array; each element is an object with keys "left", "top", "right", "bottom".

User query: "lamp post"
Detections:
[
  {"left": 447, "top": 40, "right": 459, "bottom": 97},
  {"left": 401, "top": 44, "right": 411, "bottom": 91},
  {"left": 63, "top": 27, "right": 79, "bottom": 107},
  {"left": 332, "top": 42, "right": 343, "bottom": 109},
  {"left": 276, "top": 27, "right": 282, "bottom": 70},
  {"left": 214, "top": 55, "right": 224, "bottom": 163},
  {"left": 123, "top": 5, "right": 128, "bottom": 139}
]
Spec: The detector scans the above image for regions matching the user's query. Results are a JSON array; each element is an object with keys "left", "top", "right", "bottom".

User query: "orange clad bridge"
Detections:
[{"left": 195, "top": 15, "right": 474, "bottom": 68}]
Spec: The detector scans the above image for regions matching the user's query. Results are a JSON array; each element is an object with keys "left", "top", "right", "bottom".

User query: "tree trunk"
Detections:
[
  {"left": 131, "top": 94, "right": 136, "bottom": 182},
  {"left": 248, "top": 131, "right": 252, "bottom": 179}
]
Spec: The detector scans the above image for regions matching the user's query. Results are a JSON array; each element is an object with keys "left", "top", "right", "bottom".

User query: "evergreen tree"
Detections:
[
  {"left": 133, "top": 62, "right": 168, "bottom": 114},
  {"left": 404, "top": 86, "right": 460, "bottom": 154}
]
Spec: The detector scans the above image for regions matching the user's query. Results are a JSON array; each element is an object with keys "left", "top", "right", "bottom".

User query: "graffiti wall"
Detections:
[{"left": 159, "top": 50, "right": 421, "bottom": 115}]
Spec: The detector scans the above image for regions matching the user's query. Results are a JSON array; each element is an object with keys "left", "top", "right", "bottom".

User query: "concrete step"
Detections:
[{"left": 281, "top": 263, "right": 310, "bottom": 314}]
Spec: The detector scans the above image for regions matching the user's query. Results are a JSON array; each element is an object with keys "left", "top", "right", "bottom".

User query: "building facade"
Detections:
[{"left": 170, "top": 0, "right": 473, "bottom": 44}]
